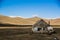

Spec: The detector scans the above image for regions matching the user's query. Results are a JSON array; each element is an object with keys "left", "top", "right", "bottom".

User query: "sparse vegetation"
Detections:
[
  {"left": 0, "top": 27, "right": 60, "bottom": 40},
  {"left": 0, "top": 15, "right": 60, "bottom": 40}
]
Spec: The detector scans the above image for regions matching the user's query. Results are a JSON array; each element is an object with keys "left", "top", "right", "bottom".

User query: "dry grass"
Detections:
[
  {"left": 0, "top": 15, "right": 33, "bottom": 25},
  {"left": 0, "top": 26, "right": 60, "bottom": 40},
  {"left": 50, "top": 18, "right": 60, "bottom": 25},
  {"left": 0, "top": 15, "right": 60, "bottom": 25}
]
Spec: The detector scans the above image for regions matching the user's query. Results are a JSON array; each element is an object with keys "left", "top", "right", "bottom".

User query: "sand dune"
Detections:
[
  {"left": 0, "top": 15, "right": 60, "bottom": 25},
  {"left": 0, "top": 15, "right": 33, "bottom": 25},
  {"left": 50, "top": 18, "right": 60, "bottom": 25},
  {"left": 14, "top": 17, "right": 33, "bottom": 25},
  {"left": 25, "top": 17, "right": 41, "bottom": 24}
]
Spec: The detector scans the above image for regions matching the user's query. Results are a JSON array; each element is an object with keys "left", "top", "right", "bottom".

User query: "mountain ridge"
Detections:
[{"left": 0, "top": 15, "right": 60, "bottom": 25}]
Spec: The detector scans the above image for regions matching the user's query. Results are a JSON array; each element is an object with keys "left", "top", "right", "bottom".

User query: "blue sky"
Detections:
[{"left": 0, "top": 0, "right": 60, "bottom": 18}]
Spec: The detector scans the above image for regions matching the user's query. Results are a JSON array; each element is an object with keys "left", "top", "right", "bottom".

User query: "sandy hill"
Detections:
[
  {"left": 0, "top": 15, "right": 20, "bottom": 24},
  {"left": 25, "top": 17, "right": 41, "bottom": 24},
  {"left": 50, "top": 18, "right": 60, "bottom": 25},
  {"left": 0, "top": 15, "right": 32, "bottom": 25},
  {"left": 14, "top": 17, "right": 33, "bottom": 25},
  {"left": 0, "top": 15, "right": 60, "bottom": 25},
  {"left": 26, "top": 17, "right": 50, "bottom": 24}
]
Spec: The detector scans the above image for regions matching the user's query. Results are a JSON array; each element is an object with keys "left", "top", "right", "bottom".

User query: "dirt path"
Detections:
[{"left": 0, "top": 27, "right": 31, "bottom": 29}]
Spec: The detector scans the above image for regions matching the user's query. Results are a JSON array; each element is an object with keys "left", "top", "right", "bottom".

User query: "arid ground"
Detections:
[
  {"left": 0, "top": 15, "right": 60, "bottom": 40},
  {"left": 0, "top": 27, "right": 60, "bottom": 40}
]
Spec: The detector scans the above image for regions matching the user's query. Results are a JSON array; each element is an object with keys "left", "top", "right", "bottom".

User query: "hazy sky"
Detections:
[{"left": 0, "top": 0, "right": 60, "bottom": 18}]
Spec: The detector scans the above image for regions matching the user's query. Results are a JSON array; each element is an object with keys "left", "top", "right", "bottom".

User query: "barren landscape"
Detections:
[
  {"left": 0, "top": 15, "right": 60, "bottom": 40},
  {"left": 0, "top": 27, "right": 60, "bottom": 40}
]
